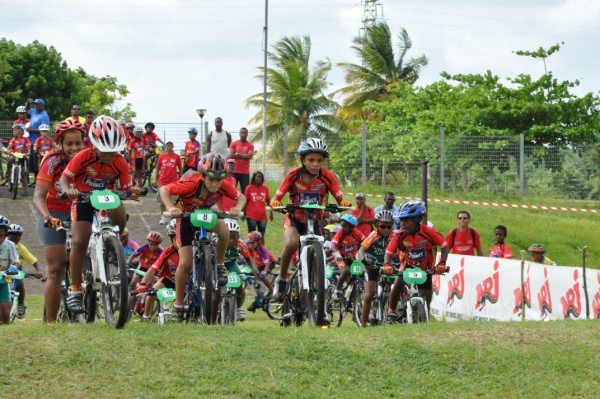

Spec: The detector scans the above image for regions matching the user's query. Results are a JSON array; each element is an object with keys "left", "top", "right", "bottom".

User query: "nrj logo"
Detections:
[
  {"left": 432, "top": 274, "right": 441, "bottom": 295},
  {"left": 513, "top": 264, "right": 531, "bottom": 315},
  {"left": 475, "top": 260, "right": 500, "bottom": 311},
  {"left": 536, "top": 267, "right": 553, "bottom": 320},
  {"left": 560, "top": 269, "right": 582, "bottom": 319},
  {"left": 447, "top": 258, "right": 465, "bottom": 305},
  {"left": 592, "top": 272, "right": 600, "bottom": 320}
]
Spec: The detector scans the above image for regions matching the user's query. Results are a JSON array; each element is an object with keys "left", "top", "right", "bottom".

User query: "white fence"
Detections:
[{"left": 431, "top": 254, "right": 599, "bottom": 321}]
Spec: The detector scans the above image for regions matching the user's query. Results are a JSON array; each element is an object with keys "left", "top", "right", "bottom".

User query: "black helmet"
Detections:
[{"left": 199, "top": 152, "right": 227, "bottom": 179}]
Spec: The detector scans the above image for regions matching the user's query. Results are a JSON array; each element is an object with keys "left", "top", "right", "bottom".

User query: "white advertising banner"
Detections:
[{"left": 430, "top": 254, "right": 599, "bottom": 322}]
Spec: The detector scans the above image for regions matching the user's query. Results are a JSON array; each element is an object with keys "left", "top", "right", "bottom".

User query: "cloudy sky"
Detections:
[{"left": 2, "top": 0, "right": 599, "bottom": 131}]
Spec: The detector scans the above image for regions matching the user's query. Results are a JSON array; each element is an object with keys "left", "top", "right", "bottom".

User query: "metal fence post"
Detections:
[
  {"left": 519, "top": 133, "right": 525, "bottom": 195},
  {"left": 581, "top": 246, "right": 590, "bottom": 319},
  {"left": 440, "top": 125, "right": 445, "bottom": 191},
  {"left": 283, "top": 125, "right": 289, "bottom": 175},
  {"left": 361, "top": 121, "right": 367, "bottom": 185},
  {"left": 421, "top": 160, "right": 428, "bottom": 224}
]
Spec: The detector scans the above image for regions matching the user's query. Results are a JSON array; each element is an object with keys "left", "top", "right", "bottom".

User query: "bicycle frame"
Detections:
[
  {"left": 404, "top": 283, "right": 429, "bottom": 323},
  {"left": 88, "top": 210, "right": 120, "bottom": 288},
  {"left": 298, "top": 216, "right": 327, "bottom": 292}
]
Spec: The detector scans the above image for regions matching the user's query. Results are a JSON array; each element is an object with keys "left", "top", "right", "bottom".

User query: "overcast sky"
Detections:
[{"left": 2, "top": 0, "right": 599, "bottom": 131}]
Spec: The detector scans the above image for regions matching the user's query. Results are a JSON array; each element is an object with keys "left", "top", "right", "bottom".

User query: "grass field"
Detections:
[
  {"left": 261, "top": 182, "right": 600, "bottom": 268},
  {"left": 3, "top": 296, "right": 599, "bottom": 398}
]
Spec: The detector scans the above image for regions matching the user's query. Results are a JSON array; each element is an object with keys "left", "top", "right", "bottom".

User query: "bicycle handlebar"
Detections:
[
  {"left": 269, "top": 204, "right": 351, "bottom": 213},
  {"left": 161, "top": 210, "right": 243, "bottom": 220},
  {"left": 57, "top": 187, "right": 148, "bottom": 202}
]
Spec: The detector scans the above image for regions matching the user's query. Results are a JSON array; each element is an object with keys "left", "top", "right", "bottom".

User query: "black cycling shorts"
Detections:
[
  {"left": 364, "top": 267, "right": 380, "bottom": 282},
  {"left": 158, "top": 277, "right": 176, "bottom": 289},
  {"left": 70, "top": 200, "right": 95, "bottom": 223},
  {"left": 134, "top": 158, "right": 144, "bottom": 171}
]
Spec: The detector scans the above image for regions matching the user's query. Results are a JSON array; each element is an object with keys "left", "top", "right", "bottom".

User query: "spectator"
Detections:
[
  {"left": 129, "top": 127, "right": 146, "bottom": 187},
  {"left": 66, "top": 104, "right": 85, "bottom": 123},
  {"left": 183, "top": 127, "right": 201, "bottom": 172},
  {"left": 33, "top": 124, "right": 57, "bottom": 166},
  {"left": 446, "top": 211, "right": 483, "bottom": 256},
  {"left": 374, "top": 191, "right": 399, "bottom": 229},
  {"left": 229, "top": 127, "right": 255, "bottom": 193},
  {"left": 206, "top": 117, "right": 231, "bottom": 158},
  {"left": 244, "top": 171, "right": 273, "bottom": 238},
  {"left": 83, "top": 111, "right": 96, "bottom": 149},
  {"left": 156, "top": 141, "right": 182, "bottom": 224},
  {"left": 4, "top": 124, "right": 31, "bottom": 193},
  {"left": 120, "top": 228, "right": 140, "bottom": 262},
  {"left": 349, "top": 193, "right": 375, "bottom": 236},
  {"left": 13, "top": 106, "right": 30, "bottom": 126},
  {"left": 219, "top": 160, "right": 238, "bottom": 212},
  {"left": 488, "top": 225, "right": 513, "bottom": 259},
  {"left": 25, "top": 98, "right": 50, "bottom": 185},
  {"left": 528, "top": 244, "right": 556, "bottom": 265}
]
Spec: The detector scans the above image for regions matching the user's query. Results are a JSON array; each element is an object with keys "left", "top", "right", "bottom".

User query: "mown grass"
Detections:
[
  {"left": 3, "top": 296, "right": 599, "bottom": 398},
  {"left": 261, "top": 181, "right": 600, "bottom": 268}
]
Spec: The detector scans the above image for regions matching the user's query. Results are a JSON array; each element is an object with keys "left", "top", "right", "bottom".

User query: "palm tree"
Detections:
[
  {"left": 336, "top": 22, "right": 428, "bottom": 121},
  {"left": 245, "top": 35, "right": 339, "bottom": 159}
]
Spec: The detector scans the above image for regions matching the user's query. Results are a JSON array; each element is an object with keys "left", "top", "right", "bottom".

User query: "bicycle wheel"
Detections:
[
  {"left": 378, "top": 290, "right": 391, "bottom": 326},
  {"left": 83, "top": 256, "right": 97, "bottom": 323},
  {"left": 201, "top": 247, "right": 215, "bottom": 324},
  {"left": 305, "top": 243, "right": 326, "bottom": 326},
  {"left": 219, "top": 294, "right": 237, "bottom": 326},
  {"left": 101, "top": 235, "right": 129, "bottom": 328},
  {"left": 325, "top": 284, "right": 343, "bottom": 327},
  {"left": 11, "top": 165, "right": 19, "bottom": 200},
  {"left": 411, "top": 300, "right": 428, "bottom": 323},
  {"left": 352, "top": 283, "right": 365, "bottom": 327}
]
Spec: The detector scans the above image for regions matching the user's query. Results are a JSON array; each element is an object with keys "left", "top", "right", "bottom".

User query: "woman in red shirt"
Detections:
[
  {"left": 155, "top": 141, "right": 182, "bottom": 221},
  {"left": 244, "top": 171, "right": 273, "bottom": 239},
  {"left": 33, "top": 119, "right": 85, "bottom": 322}
]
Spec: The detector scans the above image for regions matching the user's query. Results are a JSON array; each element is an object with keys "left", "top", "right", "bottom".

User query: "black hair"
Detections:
[
  {"left": 385, "top": 191, "right": 395, "bottom": 197},
  {"left": 494, "top": 225, "right": 507, "bottom": 235},
  {"left": 457, "top": 210, "right": 471, "bottom": 218},
  {"left": 166, "top": 141, "right": 174, "bottom": 146},
  {"left": 251, "top": 171, "right": 264, "bottom": 185},
  {"left": 85, "top": 110, "right": 95, "bottom": 116}
]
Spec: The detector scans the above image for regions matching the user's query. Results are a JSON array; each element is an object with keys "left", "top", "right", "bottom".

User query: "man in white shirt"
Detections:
[{"left": 206, "top": 117, "right": 231, "bottom": 158}]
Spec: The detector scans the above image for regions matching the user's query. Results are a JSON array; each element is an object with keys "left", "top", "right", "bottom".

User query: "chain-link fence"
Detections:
[{"left": 2, "top": 120, "right": 597, "bottom": 200}]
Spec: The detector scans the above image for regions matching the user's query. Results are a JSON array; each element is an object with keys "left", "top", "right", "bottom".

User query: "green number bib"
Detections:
[
  {"left": 403, "top": 268, "right": 427, "bottom": 285},
  {"left": 190, "top": 209, "right": 218, "bottom": 229},
  {"left": 157, "top": 288, "right": 177, "bottom": 302},
  {"left": 300, "top": 204, "right": 325, "bottom": 210},
  {"left": 226, "top": 272, "right": 242, "bottom": 288},
  {"left": 325, "top": 264, "right": 335, "bottom": 279},
  {"left": 239, "top": 265, "right": 252, "bottom": 275},
  {"left": 90, "top": 190, "right": 121, "bottom": 210},
  {"left": 350, "top": 260, "right": 365, "bottom": 276}
]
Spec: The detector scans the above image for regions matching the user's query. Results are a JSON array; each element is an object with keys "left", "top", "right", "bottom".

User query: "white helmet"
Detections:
[
  {"left": 8, "top": 224, "right": 24, "bottom": 234},
  {"left": 16, "top": 105, "right": 26, "bottom": 113},
  {"left": 39, "top": 124, "right": 50, "bottom": 132},
  {"left": 166, "top": 219, "right": 177, "bottom": 237},
  {"left": 88, "top": 115, "right": 126, "bottom": 152},
  {"left": 225, "top": 219, "right": 240, "bottom": 232},
  {"left": 297, "top": 137, "right": 329, "bottom": 158}
]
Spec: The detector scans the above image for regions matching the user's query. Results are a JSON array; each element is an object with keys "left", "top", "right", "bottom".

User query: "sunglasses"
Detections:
[
  {"left": 379, "top": 224, "right": 393, "bottom": 229},
  {"left": 72, "top": 108, "right": 80, "bottom": 111},
  {"left": 148, "top": 240, "right": 160, "bottom": 245},
  {"left": 458, "top": 217, "right": 469, "bottom": 220}
]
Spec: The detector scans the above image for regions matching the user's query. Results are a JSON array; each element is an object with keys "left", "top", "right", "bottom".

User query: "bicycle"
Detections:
[
  {"left": 270, "top": 203, "right": 350, "bottom": 327},
  {"left": 1, "top": 267, "right": 33, "bottom": 323},
  {"left": 400, "top": 267, "right": 447, "bottom": 323},
  {"left": 332, "top": 259, "right": 366, "bottom": 327},
  {"left": 370, "top": 269, "right": 398, "bottom": 326},
  {"left": 7, "top": 152, "right": 26, "bottom": 200},
  {"left": 59, "top": 189, "right": 138, "bottom": 328},
  {"left": 218, "top": 270, "right": 242, "bottom": 325},
  {"left": 163, "top": 208, "right": 228, "bottom": 324},
  {"left": 142, "top": 144, "right": 161, "bottom": 192}
]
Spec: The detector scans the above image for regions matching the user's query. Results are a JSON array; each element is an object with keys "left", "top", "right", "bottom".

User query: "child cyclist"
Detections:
[
  {"left": 269, "top": 138, "right": 351, "bottom": 301},
  {"left": 33, "top": 119, "right": 85, "bottom": 322},
  {"left": 215, "top": 219, "right": 258, "bottom": 322},
  {"left": 7, "top": 224, "right": 43, "bottom": 319},
  {"left": 159, "top": 152, "right": 246, "bottom": 319},
  {"left": 5, "top": 123, "right": 31, "bottom": 193},
  {"left": 136, "top": 220, "right": 179, "bottom": 321},
  {"left": 128, "top": 126, "right": 146, "bottom": 187},
  {"left": 128, "top": 232, "right": 163, "bottom": 289},
  {"left": 33, "top": 124, "right": 57, "bottom": 166},
  {"left": 383, "top": 203, "right": 449, "bottom": 322},
  {"left": 356, "top": 210, "right": 395, "bottom": 327},
  {"left": 332, "top": 214, "right": 365, "bottom": 301},
  {"left": 59, "top": 115, "right": 142, "bottom": 313},
  {"left": 245, "top": 231, "right": 274, "bottom": 292},
  {"left": 0, "top": 215, "right": 21, "bottom": 324}
]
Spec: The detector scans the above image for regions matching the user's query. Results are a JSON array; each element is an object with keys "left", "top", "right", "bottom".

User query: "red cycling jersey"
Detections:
[
  {"left": 332, "top": 229, "right": 365, "bottom": 259},
  {"left": 163, "top": 172, "right": 240, "bottom": 212},
  {"left": 62, "top": 148, "right": 132, "bottom": 192},
  {"left": 34, "top": 136, "right": 56, "bottom": 154},
  {"left": 274, "top": 166, "right": 343, "bottom": 222},
  {"left": 128, "top": 137, "right": 146, "bottom": 159},
  {"left": 8, "top": 137, "right": 30, "bottom": 154},
  {"left": 248, "top": 244, "right": 276, "bottom": 269},
  {"left": 386, "top": 224, "right": 447, "bottom": 270},
  {"left": 36, "top": 150, "right": 72, "bottom": 212},
  {"left": 488, "top": 243, "right": 513, "bottom": 259},
  {"left": 184, "top": 140, "right": 200, "bottom": 168},
  {"left": 142, "top": 132, "right": 160, "bottom": 147},
  {"left": 150, "top": 244, "right": 179, "bottom": 282},
  {"left": 132, "top": 243, "right": 163, "bottom": 271}
]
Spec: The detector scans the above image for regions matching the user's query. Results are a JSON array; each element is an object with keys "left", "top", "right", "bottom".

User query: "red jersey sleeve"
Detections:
[
  {"left": 331, "top": 230, "right": 343, "bottom": 247},
  {"left": 321, "top": 168, "right": 343, "bottom": 201},
  {"left": 63, "top": 147, "right": 91, "bottom": 179},
  {"left": 34, "top": 137, "right": 41, "bottom": 148},
  {"left": 237, "top": 240, "right": 251, "bottom": 259},
  {"left": 361, "top": 231, "right": 379, "bottom": 250},
  {"left": 445, "top": 230, "right": 454, "bottom": 250},
  {"left": 116, "top": 156, "right": 133, "bottom": 189},
  {"left": 219, "top": 179, "right": 240, "bottom": 201},
  {"left": 156, "top": 155, "right": 164, "bottom": 173},
  {"left": 274, "top": 167, "right": 299, "bottom": 200},
  {"left": 164, "top": 174, "right": 200, "bottom": 196},
  {"left": 503, "top": 244, "right": 513, "bottom": 259},
  {"left": 176, "top": 155, "right": 182, "bottom": 169},
  {"left": 422, "top": 225, "right": 447, "bottom": 248},
  {"left": 150, "top": 248, "right": 169, "bottom": 273},
  {"left": 386, "top": 232, "right": 403, "bottom": 256},
  {"left": 7, "top": 139, "right": 15, "bottom": 151}
]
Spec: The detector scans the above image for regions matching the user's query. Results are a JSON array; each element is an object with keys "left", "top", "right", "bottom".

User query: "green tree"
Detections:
[
  {"left": 336, "top": 22, "right": 427, "bottom": 122},
  {"left": 0, "top": 39, "right": 134, "bottom": 121},
  {"left": 245, "top": 36, "right": 338, "bottom": 159}
]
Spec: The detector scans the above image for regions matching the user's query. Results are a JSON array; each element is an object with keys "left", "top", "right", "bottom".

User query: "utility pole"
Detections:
[
  {"left": 360, "top": 0, "right": 383, "bottom": 38},
  {"left": 261, "top": 0, "right": 268, "bottom": 174}
]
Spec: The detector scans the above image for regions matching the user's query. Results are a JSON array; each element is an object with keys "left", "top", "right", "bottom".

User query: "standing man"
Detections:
[
  {"left": 66, "top": 104, "right": 85, "bottom": 123},
  {"left": 83, "top": 111, "right": 96, "bottom": 149},
  {"left": 183, "top": 127, "right": 201, "bottom": 172},
  {"left": 25, "top": 98, "right": 50, "bottom": 186},
  {"left": 229, "top": 127, "right": 254, "bottom": 193},
  {"left": 445, "top": 211, "right": 483, "bottom": 256},
  {"left": 206, "top": 117, "right": 231, "bottom": 158},
  {"left": 349, "top": 193, "right": 375, "bottom": 237},
  {"left": 374, "top": 191, "right": 399, "bottom": 229}
]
